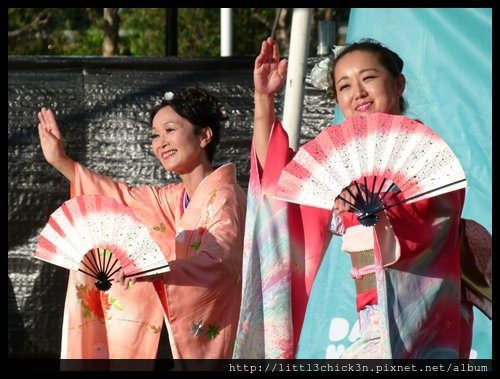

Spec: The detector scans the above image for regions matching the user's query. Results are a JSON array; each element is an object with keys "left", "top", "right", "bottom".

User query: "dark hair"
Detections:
[
  {"left": 150, "top": 87, "right": 228, "bottom": 163},
  {"left": 331, "top": 38, "right": 407, "bottom": 113}
]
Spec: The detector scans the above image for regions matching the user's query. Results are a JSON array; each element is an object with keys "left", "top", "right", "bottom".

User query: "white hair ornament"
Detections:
[{"left": 310, "top": 45, "right": 346, "bottom": 98}]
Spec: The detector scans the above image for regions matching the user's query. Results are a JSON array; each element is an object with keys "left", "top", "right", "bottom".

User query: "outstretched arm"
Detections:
[
  {"left": 37, "top": 107, "right": 75, "bottom": 182},
  {"left": 253, "top": 37, "right": 287, "bottom": 167}
]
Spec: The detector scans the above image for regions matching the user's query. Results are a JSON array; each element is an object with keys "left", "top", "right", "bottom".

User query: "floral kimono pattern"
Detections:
[
  {"left": 61, "top": 162, "right": 246, "bottom": 359},
  {"left": 234, "top": 120, "right": 331, "bottom": 358}
]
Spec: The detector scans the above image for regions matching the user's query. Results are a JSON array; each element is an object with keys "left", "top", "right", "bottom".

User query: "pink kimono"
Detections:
[{"left": 61, "top": 162, "right": 246, "bottom": 359}]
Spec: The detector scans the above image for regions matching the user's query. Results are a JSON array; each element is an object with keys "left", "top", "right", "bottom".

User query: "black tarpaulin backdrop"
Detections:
[{"left": 8, "top": 55, "right": 334, "bottom": 358}]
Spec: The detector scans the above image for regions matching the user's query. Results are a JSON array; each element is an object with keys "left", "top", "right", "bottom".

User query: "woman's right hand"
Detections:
[
  {"left": 38, "top": 107, "right": 66, "bottom": 165},
  {"left": 252, "top": 38, "right": 287, "bottom": 167},
  {"left": 37, "top": 107, "right": 75, "bottom": 182},
  {"left": 254, "top": 37, "right": 287, "bottom": 96}
]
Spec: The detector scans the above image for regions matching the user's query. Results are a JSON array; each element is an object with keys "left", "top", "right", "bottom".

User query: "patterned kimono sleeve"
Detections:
[
  {"left": 372, "top": 189, "right": 468, "bottom": 358},
  {"left": 167, "top": 189, "right": 245, "bottom": 287},
  {"left": 460, "top": 218, "right": 492, "bottom": 319},
  {"left": 70, "top": 162, "right": 177, "bottom": 258},
  {"left": 61, "top": 162, "right": 174, "bottom": 360},
  {"left": 234, "top": 119, "right": 331, "bottom": 359},
  {"left": 157, "top": 185, "right": 246, "bottom": 359},
  {"left": 71, "top": 162, "right": 155, "bottom": 208}
]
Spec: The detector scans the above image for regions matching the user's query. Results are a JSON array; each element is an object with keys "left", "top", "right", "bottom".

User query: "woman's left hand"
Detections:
[
  {"left": 115, "top": 270, "right": 136, "bottom": 289},
  {"left": 333, "top": 182, "right": 368, "bottom": 215}
]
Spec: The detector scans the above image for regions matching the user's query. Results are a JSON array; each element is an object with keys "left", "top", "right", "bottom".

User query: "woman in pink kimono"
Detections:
[
  {"left": 37, "top": 87, "right": 247, "bottom": 362},
  {"left": 234, "top": 38, "right": 490, "bottom": 359}
]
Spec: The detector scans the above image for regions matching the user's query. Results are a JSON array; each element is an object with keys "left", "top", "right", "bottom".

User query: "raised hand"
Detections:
[
  {"left": 38, "top": 107, "right": 66, "bottom": 164},
  {"left": 37, "top": 107, "right": 75, "bottom": 181},
  {"left": 254, "top": 37, "right": 287, "bottom": 96}
]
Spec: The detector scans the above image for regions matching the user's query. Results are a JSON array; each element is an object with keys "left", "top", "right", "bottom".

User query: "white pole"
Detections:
[
  {"left": 282, "top": 8, "right": 313, "bottom": 151},
  {"left": 221, "top": 8, "right": 233, "bottom": 56}
]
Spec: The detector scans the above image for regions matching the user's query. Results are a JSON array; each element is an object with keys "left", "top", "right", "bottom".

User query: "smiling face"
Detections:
[
  {"left": 333, "top": 50, "right": 405, "bottom": 118},
  {"left": 151, "top": 106, "right": 212, "bottom": 175}
]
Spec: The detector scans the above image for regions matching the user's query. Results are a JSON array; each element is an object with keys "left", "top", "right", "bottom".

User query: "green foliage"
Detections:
[
  {"left": 178, "top": 8, "right": 280, "bottom": 57},
  {"left": 8, "top": 8, "right": 101, "bottom": 55},
  {"left": 233, "top": 9, "right": 281, "bottom": 56},
  {"left": 76, "top": 28, "right": 104, "bottom": 55},
  {"left": 8, "top": 8, "right": 46, "bottom": 54},
  {"left": 119, "top": 8, "right": 166, "bottom": 56},
  {"left": 8, "top": 8, "right": 349, "bottom": 57},
  {"left": 178, "top": 8, "right": 220, "bottom": 56}
]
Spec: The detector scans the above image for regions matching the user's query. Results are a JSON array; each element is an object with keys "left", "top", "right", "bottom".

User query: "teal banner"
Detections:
[{"left": 298, "top": 8, "right": 491, "bottom": 359}]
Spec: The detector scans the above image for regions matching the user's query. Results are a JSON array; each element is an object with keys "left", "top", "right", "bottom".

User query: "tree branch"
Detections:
[{"left": 8, "top": 10, "right": 51, "bottom": 39}]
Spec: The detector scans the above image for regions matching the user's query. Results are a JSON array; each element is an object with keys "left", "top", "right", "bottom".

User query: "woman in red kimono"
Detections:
[
  {"left": 234, "top": 38, "right": 490, "bottom": 359},
  {"left": 37, "top": 87, "right": 246, "bottom": 363}
]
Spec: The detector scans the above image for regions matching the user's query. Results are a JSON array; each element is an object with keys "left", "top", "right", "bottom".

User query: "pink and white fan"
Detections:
[
  {"left": 275, "top": 113, "right": 467, "bottom": 226},
  {"left": 35, "top": 194, "right": 170, "bottom": 291}
]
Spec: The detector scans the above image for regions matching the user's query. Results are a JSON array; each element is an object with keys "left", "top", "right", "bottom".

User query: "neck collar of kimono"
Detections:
[{"left": 182, "top": 164, "right": 234, "bottom": 211}]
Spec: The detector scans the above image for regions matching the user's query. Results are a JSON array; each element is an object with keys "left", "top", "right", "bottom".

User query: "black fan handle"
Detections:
[
  {"left": 337, "top": 178, "right": 390, "bottom": 227},
  {"left": 123, "top": 264, "right": 170, "bottom": 279},
  {"left": 358, "top": 178, "right": 467, "bottom": 222}
]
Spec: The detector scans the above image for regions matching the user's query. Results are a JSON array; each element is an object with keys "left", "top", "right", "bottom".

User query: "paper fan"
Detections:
[
  {"left": 274, "top": 112, "right": 467, "bottom": 226},
  {"left": 35, "top": 194, "right": 170, "bottom": 291}
]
